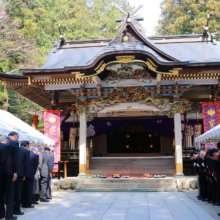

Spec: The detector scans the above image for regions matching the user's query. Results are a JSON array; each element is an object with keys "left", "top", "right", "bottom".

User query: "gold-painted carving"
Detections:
[
  {"left": 169, "top": 68, "right": 182, "bottom": 76},
  {"left": 116, "top": 55, "right": 135, "bottom": 62},
  {"left": 28, "top": 77, "right": 31, "bottom": 86},
  {"left": 1, "top": 81, "right": 8, "bottom": 86},
  {"left": 94, "top": 61, "right": 104, "bottom": 71}
]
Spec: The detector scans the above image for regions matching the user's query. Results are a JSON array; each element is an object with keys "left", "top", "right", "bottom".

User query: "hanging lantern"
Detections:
[
  {"left": 185, "top": 124, "right": 192, "bottom": 147},
  {"left": 194, "top": 123, "right": 202, "bottom": 145},
  {"left": 69, "top": 126, "right": 77, "bottom": 150},
  {"left": 32, "top": 115, "right": 39, "bottom": 130}
]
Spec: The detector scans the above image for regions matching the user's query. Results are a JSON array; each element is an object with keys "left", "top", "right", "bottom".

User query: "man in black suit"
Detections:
[
  {"left": 40, "top": 147, "right": 53, "bottom": 202},
  {"left": 14, "top": 141, "right": 30, "bottom": 215},
  {"left": 22, "top": 148, "right": 38, "bottom": 208},
  {"left": 209, "top": 149, "right": 220, "bottom": 206},
  {"left": 206, "top": 149, "right": 217, "bottom": 204},
  {"left": 0, "top": 132, "right": 19, "bottom": 220},
  {"left": 0, "top": 138, "right": 8, "bottom": 176},
  {"left": 198, "top": 151, "right": 208, "bottom": 200},
  {"left": 0, "top": 139, "right": 8, "bottom": 186}
]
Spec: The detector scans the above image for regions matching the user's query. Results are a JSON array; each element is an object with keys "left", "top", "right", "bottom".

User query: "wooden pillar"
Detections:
[
  {"left": 174, "top": 113, "right": 184, "bottom": 176},
  {"left": 32, "top": 115, "right": 39, "bottom": 130},
  {"left": 78, "top": 113, "right": 87, "bottom": 177}
]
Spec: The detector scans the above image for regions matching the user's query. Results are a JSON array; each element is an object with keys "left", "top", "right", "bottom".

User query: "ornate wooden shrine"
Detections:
[{"left": 1, "top": 6, "right": 220, "bottom": 176}]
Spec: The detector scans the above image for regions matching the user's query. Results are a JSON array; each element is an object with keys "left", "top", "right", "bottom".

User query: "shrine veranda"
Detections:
[{"left": 1, "top": 11, "right": 220, "bottom": 177}]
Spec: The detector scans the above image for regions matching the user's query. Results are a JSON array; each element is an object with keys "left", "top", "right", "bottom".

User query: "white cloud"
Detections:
[{"left": 128, "top": 0, "right": 162, "bottom": 36}]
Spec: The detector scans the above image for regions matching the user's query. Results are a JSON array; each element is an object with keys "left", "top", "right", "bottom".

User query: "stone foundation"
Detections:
[{"left": 52, "top": 177, "right": 198, "bottom": 192}]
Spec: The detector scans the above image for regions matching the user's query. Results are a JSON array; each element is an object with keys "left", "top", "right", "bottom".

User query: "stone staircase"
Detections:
[
  {"left": 79, "top": 178, "right": 178, "bottom": 192},
  {"left": 89, "top": 157, "right": 175, "bottom": 177}
]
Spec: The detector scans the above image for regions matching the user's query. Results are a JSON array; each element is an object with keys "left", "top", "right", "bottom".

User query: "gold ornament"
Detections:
[
  {"left": 207, "top": 109, "right": 215, "bottom": 116},
  {"left": 48, "top": 117, "right": 56, "bottom": 124},
  {"left": 123, "top": 36, "right": 129, "bottom": 42}
]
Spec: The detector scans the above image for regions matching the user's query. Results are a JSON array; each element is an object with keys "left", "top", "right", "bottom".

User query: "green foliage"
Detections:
[
  {"left": 0, "top": 0, "right": 132, "bottom": 125},
  {"left": 6, "top": 0, "right": 132, "bottom": 71},
  {"left": 156, "top": 0, "right": 220, "bottom": 36},
  {"left": 0, "top": 84, "right": 44, "bottom": 128}
]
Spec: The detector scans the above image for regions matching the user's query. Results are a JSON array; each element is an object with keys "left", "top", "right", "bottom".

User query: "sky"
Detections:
[{"left": 128, "top": 0, "right": 162, "bottom": 36}]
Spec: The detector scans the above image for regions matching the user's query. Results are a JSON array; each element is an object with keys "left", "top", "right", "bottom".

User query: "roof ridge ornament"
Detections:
[{"left": 115, "top": 4, "right": 143, "bottom": 22}]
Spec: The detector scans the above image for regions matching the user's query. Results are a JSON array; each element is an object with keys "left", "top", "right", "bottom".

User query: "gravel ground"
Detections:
[{"left": 184, "top": 190, "right": 220, "bottom": 220}]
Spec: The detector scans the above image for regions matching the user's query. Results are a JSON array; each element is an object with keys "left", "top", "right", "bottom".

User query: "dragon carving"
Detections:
[{"left": 167, "top": 99, "right": 192, "bottom": 117}]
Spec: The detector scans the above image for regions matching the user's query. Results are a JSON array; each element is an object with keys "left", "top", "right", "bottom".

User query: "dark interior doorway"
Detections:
[{"left": 106, "top": 122, "right": 161, "bottom": 154}]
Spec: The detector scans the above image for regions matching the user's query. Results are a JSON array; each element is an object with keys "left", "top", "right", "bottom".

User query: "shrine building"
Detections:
[{"left": 1, "top": 8, "right": 220, "bottom": 177}]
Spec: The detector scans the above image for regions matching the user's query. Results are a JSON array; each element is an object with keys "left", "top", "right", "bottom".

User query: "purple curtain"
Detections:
[
  {"left": 61, "top": 117, "right": 203, "bottom": 142},
  {"left": 134, "top": 118, "right": 174, "bottom": 139}
]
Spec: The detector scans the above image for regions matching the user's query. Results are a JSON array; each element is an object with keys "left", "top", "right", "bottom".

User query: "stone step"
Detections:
[
  {"left": 90, "top": 166, "right": 175, "bottom": 170},
  {"left": 80, "top": 183, "right": 177, "bottom": 188},
  {"left": 90, "top": 163, "right": 175, "bottom": 166},
  {"left": 89, "top": 157, "right": 175, "bottom": 177},
  {"left": 89, "top": 170, "right": 175, "bottom": 176},
  {"left": 79, "top": 188, "right": 179, "bottom": 192},
  {"left": 90, "top": 160, "right": 175, "bottom": 163},
  {"left": 82, "top": 179, "right": 176, "bottom": 184}
]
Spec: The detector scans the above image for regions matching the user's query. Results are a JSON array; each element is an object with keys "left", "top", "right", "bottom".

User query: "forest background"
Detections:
[{"left": 0, "top": 0, "right": 220, "bottom": 129}]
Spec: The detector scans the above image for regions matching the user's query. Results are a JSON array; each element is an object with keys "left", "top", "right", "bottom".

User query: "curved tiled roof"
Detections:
[
  {"left": 157, "top": 42, "right": 220, "bottom": 63},
  {"left": 41, "top": 43, "right": 176, "bottom": 70}
]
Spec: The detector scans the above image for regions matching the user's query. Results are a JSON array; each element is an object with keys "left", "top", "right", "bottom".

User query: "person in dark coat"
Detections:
[
  {"left": 14, "top": 141, "right": 30, "bottom": 215},
  {"left": 190, "top": 150, "right": 201, "bottom": 199},
  {"left": 21, "top": 148, "right": 38, "bottom": 208},
  {"left": 209, "top": 149, "right": 220, "bottom": 206},
  {"left": 209, "top": 148, "right": 220, "bottom": 217},
  {"left": 0, "top": 132, "right": 19, "bottom": 220},
  {"left": 40, "top": 147, "right": 53, "bottom": 202},
  {"left": 46, "top": 150, "right": 54, "bottom": 199},
  {"left": 198, "top": 151, "right": 208, "bottom": 200},
  {"left": 0, "top": 139, "right": 8, "bottom": 177},
  {"left": 206, "top": 149, "right": 217, "bottom": 204}
]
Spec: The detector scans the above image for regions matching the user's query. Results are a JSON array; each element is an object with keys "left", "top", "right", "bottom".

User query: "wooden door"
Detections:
[
  {"left": 160, "top": 135, "right": 173, "bottom": 155},
  {"left": 92, "top": 134, "right": 107, "bottom": 155}
]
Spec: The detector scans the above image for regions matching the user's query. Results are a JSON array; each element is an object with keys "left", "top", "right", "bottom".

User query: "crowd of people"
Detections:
[
  {"left": 190, "top": 147, "right": 220, "bottom": 217},
  {"left": 0, "top": 132, "right": 54, "bottom": 220}
]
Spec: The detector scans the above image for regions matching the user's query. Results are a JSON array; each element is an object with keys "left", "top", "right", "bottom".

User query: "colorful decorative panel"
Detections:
[
  {"left": 202, "top": 102, "right": 220, "bottom": 132},
  {"left": 104, "top": 63, "right": 154, "bottom": 81},
  {"left": 44, "top": 110, "right": 61, "bottom": 172}
]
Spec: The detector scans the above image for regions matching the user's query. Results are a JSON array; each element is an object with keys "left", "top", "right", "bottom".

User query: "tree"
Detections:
[
  {"left": 0, "top": 0, "right": 132, "bottom": 125},
  {"left": 155, "top": 0, "right": 220, "bottom": 36},
  {"left": 0, "top": 84, "right": 44, "bottom": 129},
  {"left": 7, "top": 0, "right": 132, "bottom": 59},
  {"left": 0, "top": 0, "right": 37, "bottom": 73}
]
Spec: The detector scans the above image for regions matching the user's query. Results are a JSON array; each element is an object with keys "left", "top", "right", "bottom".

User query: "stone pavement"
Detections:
[{"left": 17, "top": 192, "right": 215, "bottom": 220}]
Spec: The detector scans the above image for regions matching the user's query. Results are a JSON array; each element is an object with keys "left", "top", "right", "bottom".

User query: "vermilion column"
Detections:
[{"left": 32, "top": 115, "right": 39, "bottom": 130}]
